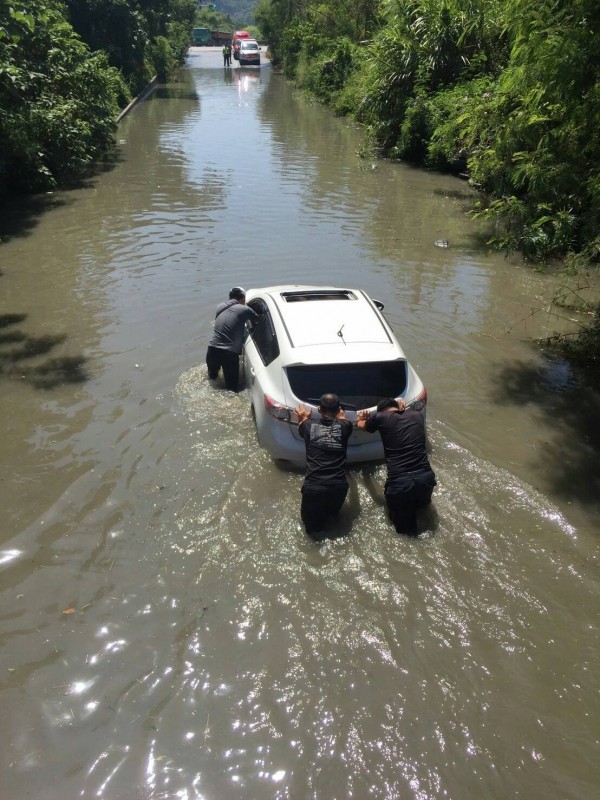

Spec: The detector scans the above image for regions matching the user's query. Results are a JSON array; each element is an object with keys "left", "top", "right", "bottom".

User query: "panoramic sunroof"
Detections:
[{"left": 281, "top": 290, "right": 357, "bottom": 302}]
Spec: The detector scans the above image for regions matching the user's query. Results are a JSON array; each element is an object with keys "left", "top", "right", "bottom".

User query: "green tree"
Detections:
[
  {"left": 0, "top": 0, "right": 128, "bottom": 193},
  {"left": 194, "top": 5, "right": 234, "bottom": 30},
  {"left": 467, "top": 0, "right": 600, "bottom": 263},
  {"left": 65, "top": 0, "right": 196, "bottom": 93}
]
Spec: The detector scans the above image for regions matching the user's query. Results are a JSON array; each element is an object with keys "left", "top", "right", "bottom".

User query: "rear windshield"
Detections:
[
  {"left": 287, "top": 362, "right": 407, "bottom": 409},
  {"left": 242, "top": 42, "right": 259, "bottom": 50}
]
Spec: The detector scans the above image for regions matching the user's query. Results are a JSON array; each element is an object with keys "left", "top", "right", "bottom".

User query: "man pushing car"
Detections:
[
  {"left": 357, "top": 398, "right": 436, "bottom": 535},
  {"left": 295, "top": 393, "right": 353, "bottom": 540},
  {"left": 206, "top": 287, "right": 258, "bottom": 392}
]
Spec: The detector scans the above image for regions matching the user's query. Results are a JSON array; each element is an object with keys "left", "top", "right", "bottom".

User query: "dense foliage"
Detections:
[
  {"left": 66, "top": 0, "right": 197, "bottom": 91},
  {"left": 195, "top": 5, "right": 234, "bottom": 32},
  {"left": 0, "top": 0, "right": 196, "bottom": 194},
  {"left": 256, "top": 0, "right": 600, "bottom": 361},
  {"left": 217, "top": 0, "right": 257, "bottom": 27},
  {"left": 0, "top": 0, "right": 126, "bottom": 192},
  {"left": 195, "top": 2, "right": 262, "bottom": 39}
]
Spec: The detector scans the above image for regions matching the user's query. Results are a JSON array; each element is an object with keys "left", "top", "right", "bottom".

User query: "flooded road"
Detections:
[{"left": 1, "top": 48, "right": 599, "bottom": 799}]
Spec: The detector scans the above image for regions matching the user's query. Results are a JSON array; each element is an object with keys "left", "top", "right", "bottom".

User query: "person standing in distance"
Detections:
[
  {"left": 206, "top": 287, "right": 258, "bottom": 392},
  {"left": 295, "top": 393, "right": 353, "bottom": 539},
  {"left": 357, "top": 398, "right": 436, "bottom": 535}
]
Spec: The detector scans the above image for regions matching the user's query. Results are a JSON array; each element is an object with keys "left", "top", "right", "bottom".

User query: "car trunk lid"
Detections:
[{"left": 283, "top": 360, "right": 407, "bottom": 443}]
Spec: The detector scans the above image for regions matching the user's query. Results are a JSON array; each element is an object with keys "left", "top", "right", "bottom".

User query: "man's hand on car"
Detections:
[{"left": 295, "top": 404, "right": 312, "bottom": 424}]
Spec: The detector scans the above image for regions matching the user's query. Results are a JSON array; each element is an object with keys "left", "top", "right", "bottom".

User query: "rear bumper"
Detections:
[{"left": 257, "top": 420, "right": 384, "bottom": 466}]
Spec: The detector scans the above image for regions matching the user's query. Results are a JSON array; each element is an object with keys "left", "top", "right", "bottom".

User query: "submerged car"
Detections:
[
  {"left": 238, "top": 39, "right": 261, "bottom": 66},
  {"left": 242, "top": 285, "right": 427, "bottom": 464}
]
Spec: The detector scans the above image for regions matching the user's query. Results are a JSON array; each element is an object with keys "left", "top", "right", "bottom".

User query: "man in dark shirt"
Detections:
[
  {"left": 295, "top": 393, "right": 353, "bottom": 539},
  {"left": 357, "top": 398, "right": 436, "bottom": 535},
  {"left": 206, "top": 287, "right": 258, "bottom": 392}
]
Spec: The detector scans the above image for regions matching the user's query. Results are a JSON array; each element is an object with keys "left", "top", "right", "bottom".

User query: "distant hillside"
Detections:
[{"left": 211, "top": 1, "right": 256, "bottom": 26}]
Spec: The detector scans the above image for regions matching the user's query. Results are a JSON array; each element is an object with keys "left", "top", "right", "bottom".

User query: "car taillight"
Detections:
[
  {"left": 264, "top": 394, "right": 293, "bottom": 422},
  {"left": 408, "top": 387, "right": 427, "bottom": 412}
]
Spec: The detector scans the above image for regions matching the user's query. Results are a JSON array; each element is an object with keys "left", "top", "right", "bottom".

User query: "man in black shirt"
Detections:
[
  {"left": 357, "top": 398, "right": 436, "bottom": 535},
  {"left": 206, "top": 287, "right": 258, "bottom": 392},
  {"left": 295, "top": 393, "right": 353, "bottom": 539}
]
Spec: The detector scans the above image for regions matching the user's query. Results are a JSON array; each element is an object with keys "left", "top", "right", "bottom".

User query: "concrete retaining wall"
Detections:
[{"left": 116, "top": 77, "right": 159, "bottom": 122}]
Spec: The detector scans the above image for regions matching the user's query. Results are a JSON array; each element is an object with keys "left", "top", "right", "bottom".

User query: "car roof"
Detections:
[
  {"left": 247, "top": 285, "right": 407, "bottom": 362},
  {"left": 240, "top": 39, "right": 258, "bottom": 46}
]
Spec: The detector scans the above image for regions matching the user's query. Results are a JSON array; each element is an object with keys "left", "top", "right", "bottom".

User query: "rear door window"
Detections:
[
  {"left": 247, "top": 300, "right": 280, "bottom": 366},
  {"left": 286, "top": 362, "right": 407, "bottom": 409}
]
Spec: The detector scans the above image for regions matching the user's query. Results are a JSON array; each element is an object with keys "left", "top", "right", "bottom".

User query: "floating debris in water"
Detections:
[{"left": 434, "top": 239, "right": 449, "bottom": 248}]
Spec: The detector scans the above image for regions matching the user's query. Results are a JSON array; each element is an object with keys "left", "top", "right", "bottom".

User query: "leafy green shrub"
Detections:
[
  {"left": 295, "top": 37, "right": 359, "bottom": 105},
  {"left": 66, "top": 0, "right": 196, "bottom": 93},
  {"left": 425, "top": 78, "right": 495, "bottom": 170},
  {"left": 332, "top": 59, "right": 371, "bottom": 117},
  {"left": 168, "top": 20, "right": 194, "bottom": 64},
  {"left": 0, "top": 1, "right": 127, "bottom": 193},
  {"left": 394, "top": 94, "right": 430, "bottom": 162},
  {"left": 148, "top": 35, "right": 173, "bottom": 82}
]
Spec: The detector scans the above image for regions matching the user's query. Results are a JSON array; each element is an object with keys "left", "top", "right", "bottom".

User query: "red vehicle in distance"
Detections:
[{"left": 232, "top": 30, "right": 250, "bottom": 60}]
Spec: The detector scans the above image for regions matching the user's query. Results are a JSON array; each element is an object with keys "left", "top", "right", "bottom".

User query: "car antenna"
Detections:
[{"left": 337, "top": 324, "right": 346, "bottom": 345}]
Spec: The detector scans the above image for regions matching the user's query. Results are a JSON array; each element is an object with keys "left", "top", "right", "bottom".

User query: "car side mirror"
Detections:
[{"left": 373, "top": 299, "right": 384, "bottom": 310}]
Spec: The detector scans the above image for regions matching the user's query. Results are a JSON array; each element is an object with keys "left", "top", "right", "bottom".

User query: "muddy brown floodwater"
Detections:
[{"left": 1, "top": 48, "right": 599, "bottom": 800}]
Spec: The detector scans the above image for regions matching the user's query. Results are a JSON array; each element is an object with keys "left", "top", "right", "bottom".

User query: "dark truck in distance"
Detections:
[
  {"left": 192, "top": 27, "right": 211, "bottom": 45},
  {"left": 191, "top": 28, "right": 232, "bottom": 46},
  {"left": 212, "top": 30, "right": 233, "bottom": 46}
]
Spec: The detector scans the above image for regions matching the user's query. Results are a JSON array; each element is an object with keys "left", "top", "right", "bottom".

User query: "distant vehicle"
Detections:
[
  {"left": 232, "top": 30, "right": 250, "bottom": 60},
  {"left": 242, "top": 285, "right": 428, "bottom": 465},
  {"left": 238, "top": 39, "right": 261, "bottom": 66},
  {"left": 192, "top": 27, "right": 211, "bottom": 46},
  {"left": 211, "top": 30, "right": 232, "bottom": 46}
]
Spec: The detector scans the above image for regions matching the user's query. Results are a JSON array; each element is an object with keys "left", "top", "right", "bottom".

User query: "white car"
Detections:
[
  {"left": 238, "top": 39, "right": 260, "bottom": 66},
  {"left": 242, "top": 285, "right": 428, "bottom": 465}
]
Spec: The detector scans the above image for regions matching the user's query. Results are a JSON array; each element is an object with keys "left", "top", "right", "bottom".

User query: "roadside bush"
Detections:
[
  {"left": 296, "top": 37, "right": 359, "bottom": 105},
  {"left": 332, "top": 59, "right": 371, "bottom": 117},
  {"left": 0, "top": 1, "right": 128, "bottom": 193},
  {"left": 149, "top": 35, "right": 173, "bottom": 82},
  {"left": 65, "top": 0, "right": 149, "bottom": 93},
  {"left": 393, "top": 94, "right": 430, "bottom": 163},
  {"left": 355, "top": 21, "right": 418, "bottom": 152},
  {"left": 425, "top": 77, "right": 496, "bottom": 171},
  {"left": 66, "top": 0, "right": 196, "bottom": 94},
  {"left": 461, "top": 0, "right": 600, "bottom": 264},
  {"left": 168, "top": 20, "right": 194, "bottom": 64},
  {"left": 555, "top": 304, "right": 600, "bottom": 368}
]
